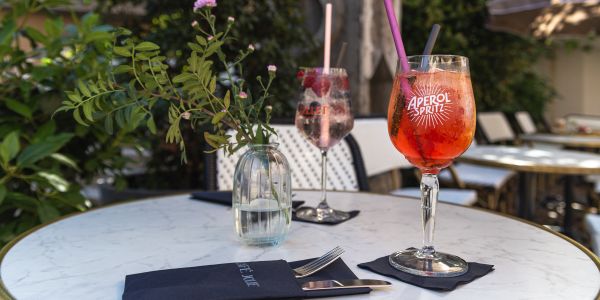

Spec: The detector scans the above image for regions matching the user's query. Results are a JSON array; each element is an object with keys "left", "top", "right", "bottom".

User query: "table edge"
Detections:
[
  {"left": 1, "top": 190, "right": 599, "bottom": 300},
  {"left": 458, "top": 155, "right": 600, "bottom": 175},
  {"left": 520, "top": 134, "right": 600, "bottom": 148}
]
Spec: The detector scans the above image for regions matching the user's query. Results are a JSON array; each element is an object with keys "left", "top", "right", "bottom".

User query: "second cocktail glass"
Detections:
[
  {"left": 387, "top": 55, "right": 476, "bottom": 277},
  {"left": 295, "top": 68, "right": 354, "bottom": 222}
]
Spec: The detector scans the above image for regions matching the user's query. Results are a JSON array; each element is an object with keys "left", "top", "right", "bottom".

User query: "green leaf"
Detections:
[
  {"left": 204, "top": 41, "right": 223, "bottom": 57},
  {"left": 146, "top": 116, "right": 157, "bottom": 134},
  {"left": 73, "top": 109, "right": 88, "bottom": 126},
  {"left": 104, "top": 115, "right": 114, "bottom": 135},
  {"left": 32, "top": 121, "right": 56, "bottom": 142},
  {"left": 209, "top": 76, "right": 216, "bottom": 93},
  {"left": 224, "top": 90, "right": 231, "bottom": 109},
  {"left": 187, "top": 42, "right": 203, "bottom": 52},
  {"left": 24, "top": 27, "right": 47, "bottom": 45},
  {"left": 196, "top": 35, "right": 207, "bottom": 46},
  {"left": 0, "top": 185, "right": 6, "bottom": 206},
  {"left": 135, "top": 41, "right": 160, "bottom": 51},
  {"left": 37, "top": 171, "right": 70, "bottom": 192},
  {"left": 17, "top": 133, "right": 74, "bottom": 167},
  {"left": 78, "top": 81, "right": 92, "bottom": 98},
  {"left": 0, "top": 131, "right": 20, "bottom": 164},
  {"left": 50, "top": 153, "right": 80, "bottom": 171},
  {"left": 113, "top": 46, "right": 131, "bottom": 57},
  {"left": 0, "top": 20, "right": 16, "bottom": 46},
  {"left": 66, "top": 91, "right": 81, "bottom": 103},
  {"left": 113, "top": 65, "right": 132, "bottom": 74},
  {"left": 37, "top": 201, "right": 61, "bottom": 223},
  {"left": 172, "top": 73, "right": 195, "bottom": 83},
  {"left": 82, "top": 101, "right": 94, "bottom": 121},
  {"left": 5, "top": 98, "right": 32, "bottom": 119},
  {"left": 211, "top": 111, "right": 226, "bottom": 124},
  {"left": 54, "top": 186, "right": 86, "bottom": 210}
]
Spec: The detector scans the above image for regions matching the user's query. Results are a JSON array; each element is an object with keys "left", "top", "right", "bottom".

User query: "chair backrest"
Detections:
[
  {"left": 565, "top": 114, "right": 600, "bottom": 131},
  {"left": 477, "top": 112, "right": 516, "bottom": 144},
  {"left": 515, "top": 111, "right": 537, "bottom": 134},
  {"left": 205, "top": 124, "right": 369, "bottom": 192},
  {"left": 352, "top": 118, "right": 412, "bottom": 176}
]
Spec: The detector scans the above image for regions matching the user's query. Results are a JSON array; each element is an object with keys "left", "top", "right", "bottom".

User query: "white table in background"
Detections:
[
  {"left": 1, "top": 191, "right": 598, "bottom": 299},
  {"left": 459, "top": 145, "right": 600, "bottom": 235},
  {"left": 520, "top": 133, "right": 600, "bottom": 149}
]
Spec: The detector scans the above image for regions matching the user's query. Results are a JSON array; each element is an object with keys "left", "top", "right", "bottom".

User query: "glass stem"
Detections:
[
  {"left": 420, "top": 173, "right": 439, "bottom": 256},
  {"left": 317, "top": 150, "right": 329, "bottom": 209}
]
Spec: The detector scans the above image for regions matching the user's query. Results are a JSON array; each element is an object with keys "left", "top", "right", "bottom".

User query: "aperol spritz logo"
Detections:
[{"left": 407, "top": 83, "right": 453, "bottom": 127}]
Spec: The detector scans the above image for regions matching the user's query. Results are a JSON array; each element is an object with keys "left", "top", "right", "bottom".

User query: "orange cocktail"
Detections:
[{"left": 387, "top": 70, "right": 475, "bottom": 174}]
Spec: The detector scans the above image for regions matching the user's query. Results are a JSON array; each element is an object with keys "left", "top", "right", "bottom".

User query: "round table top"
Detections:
[
  {"left": 1, "top": 191, "right": 599, "bottom": 300},
  {"left": 459, "top": 145, "right": 600, "bottom": 174},
  {"left": 521, "top": 133, "right": 600, "bottom": 148}
]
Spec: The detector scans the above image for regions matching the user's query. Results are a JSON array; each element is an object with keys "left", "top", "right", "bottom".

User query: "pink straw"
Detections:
[
  {"left": 323, "top": 3, "right": 332, "bottom": 74},
  {"left": 383, "top": 0, "right": 409, "bottom": 72}
]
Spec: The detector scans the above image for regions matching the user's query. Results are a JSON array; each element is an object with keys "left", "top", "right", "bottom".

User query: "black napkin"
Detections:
[
  {"left": 190, "top": 191, "right": 304, "bottom": 209},
  {"left": 358, "top": 253, "right": 493, "bottom": 291},
  {"left": 123, "top": 258, "right": 370, "bottom": 300},
  {"left": 292, "top": 207, "right": 360, "bottom": 225}
]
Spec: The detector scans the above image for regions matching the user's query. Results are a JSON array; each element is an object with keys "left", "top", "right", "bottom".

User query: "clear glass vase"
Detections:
[{"left": 232, "top": 143, "right": 292, "bottom": 246}]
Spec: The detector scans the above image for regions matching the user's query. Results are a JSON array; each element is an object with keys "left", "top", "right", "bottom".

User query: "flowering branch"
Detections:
[{"left": 56, "top": 0, "right": 277, "bottom": 163}]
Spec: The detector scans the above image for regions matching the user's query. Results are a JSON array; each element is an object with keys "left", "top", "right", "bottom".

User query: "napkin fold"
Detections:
[
  {"left": 292, "top": 207, "right": 360, "bottom": 225},
  {"left": 190, "top": 191, "right": 304, "bottom": 209},
  {"left": 358, "top": 253, "right": 493, "bottom": 291},
  {"left": 123, "top": 257, "right": 370, "bottom": 300}
]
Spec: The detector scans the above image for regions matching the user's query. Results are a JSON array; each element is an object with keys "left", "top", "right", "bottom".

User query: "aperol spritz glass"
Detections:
[{"left": 387, "top": 55, "right": 475, "bottom": 277}]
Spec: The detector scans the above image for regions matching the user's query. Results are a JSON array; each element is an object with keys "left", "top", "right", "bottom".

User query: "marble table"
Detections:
[
  {"left": 459, "top": 145, "right": 600, "bottom": 234},
  {"left": 521, "top": 133, "right": 600, "bottom": 149},
  {"left": 1, "top": 191, "right": 599, "bottom": 300}
]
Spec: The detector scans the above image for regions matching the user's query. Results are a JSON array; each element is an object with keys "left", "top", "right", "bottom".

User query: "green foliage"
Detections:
[
  {"left": 402, "top": 0, "right": 555, "bottom": 119},
  {"left": 0, "top": 0, "right": 138, "bottom": 246},
  {"left": 98, "top": 0, "right": 318, "bottom": 117},
  {"left": 58, "top": 6, "right": 278, "bottom": 163}
]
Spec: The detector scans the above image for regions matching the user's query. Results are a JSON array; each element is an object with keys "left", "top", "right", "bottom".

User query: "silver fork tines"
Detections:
[{"left": 293, "top": 246, "right": 345, "bottom": 278}]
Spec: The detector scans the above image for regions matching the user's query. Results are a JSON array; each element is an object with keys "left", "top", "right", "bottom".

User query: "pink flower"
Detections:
[
  {"left": 193, "top": 0, "right": 216, "bottom": 11},
  {"left": 207, "top": 35, "right": 214, "bottom": 41},
  {"left": 267, "top": 65, "right": 277, "bottom": 73},
  {"left": 247, "top": 44, "right": 255, "bottom": 52},
  {"left": 238, "top": 91, "right": 248, "bottom": 99},
  {"left": 191, "top": 20, "right": 199, "bottom": 27},
  {"left": 181, "top": 112, "right": 191, "bottom": 120}
]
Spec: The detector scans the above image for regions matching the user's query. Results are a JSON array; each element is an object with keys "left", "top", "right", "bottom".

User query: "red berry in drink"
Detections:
[{"left": 312, "top": 77, "right": 331, "bottom": 97}]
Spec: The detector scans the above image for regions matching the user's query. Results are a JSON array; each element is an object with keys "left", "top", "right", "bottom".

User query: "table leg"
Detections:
[
  {"left": 563, "top": 175, "right": 574, "bottom": 236},
  {"left": 518, "top": 173, "right": 536, "bottom": 220}
]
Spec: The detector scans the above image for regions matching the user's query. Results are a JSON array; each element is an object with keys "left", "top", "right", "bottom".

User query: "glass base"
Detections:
[
  {"left": 388, "top": 248, "right": 468, "bottom": 277},
  {"left": 295, "top": 207, "right": 350, "bottom": 223}
]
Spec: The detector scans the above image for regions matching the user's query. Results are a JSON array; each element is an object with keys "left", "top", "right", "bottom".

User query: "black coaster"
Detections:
[
  {"left": 358, "top": 255, "right": 494, "bottom": 291},
  {"left": 292, "top": 207, "right": 360, "bottom": 225}
]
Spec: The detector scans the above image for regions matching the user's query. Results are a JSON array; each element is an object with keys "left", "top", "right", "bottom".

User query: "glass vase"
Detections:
[{"left": 232, "top": 143, "right": 292, "bottom": 246}]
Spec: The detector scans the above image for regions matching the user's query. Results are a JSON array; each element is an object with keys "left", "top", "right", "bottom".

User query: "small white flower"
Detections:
[
  {"left": 181, "top": 112, "right": 191, "bottom": 120},
  {"left": 191, "top": 20, "right": 199, "bottom": 27},
  {"left": 265, "top": 105, "right": 273, "bottom": 112},
  {"left": 238, "top": 91, "right": 248, "bottom": 99},
  {"left": 267, "top": 65, "right": 277, "bottom": 73},
  {"left": 207, "top": 35, "right": 214, "bottom": 41},
  {"left": 247, "top": 44, "right": 255, "bottom": 52},
  {"left": 227, "top": 16, "right": 235, "bottom": 23}
]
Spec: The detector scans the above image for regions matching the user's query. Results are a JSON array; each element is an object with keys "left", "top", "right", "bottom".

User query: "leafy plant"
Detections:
[
  {"left": 401, "top": 0, "right": 555, "bottom": 120},
  {"left": 0, "top": 0, "right": 140, "bottom": 246},
  {"left": 57, "top": 3, "right": 278, "bottom": 163}
]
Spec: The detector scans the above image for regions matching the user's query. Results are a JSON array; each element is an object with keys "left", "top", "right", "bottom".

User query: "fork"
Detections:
[{"left": 293, "top": 246, "right": 345, "bottom": 278}]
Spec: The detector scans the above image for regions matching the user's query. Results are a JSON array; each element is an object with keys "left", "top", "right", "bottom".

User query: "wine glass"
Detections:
[
  {"left": 387, "top": 55, "right": 476, "bottom": 277},
  {"left": 294, "top": 67, "right": 354, "bottom": 222}
]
